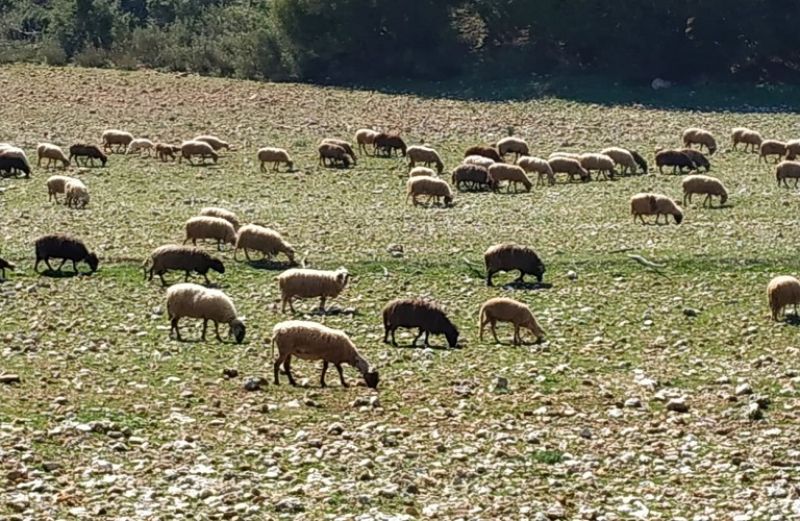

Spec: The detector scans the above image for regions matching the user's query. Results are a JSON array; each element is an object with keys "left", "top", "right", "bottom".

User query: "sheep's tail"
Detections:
[{"left": 141, "top": 256, "right": 151, "bottom": 280}]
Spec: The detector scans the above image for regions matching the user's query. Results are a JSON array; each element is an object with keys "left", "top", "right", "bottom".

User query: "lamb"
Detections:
[
  {"left": 183, "top": 216, "right": 237, "bottom": 251},
  {"left": 34, "top": 233, "right": 98, "bottom": 274},
  {"left": 464, "top": 145, "right": 502, "bottom": 162},
  {"left": 731, "top": 127, "right": 763, "bottom": 152},
  {"left": 198, "top": 207, "right": 240, "bottom": 231},
  {"left": 517, "top": 156, "right": 555, "bottom": 185},
  {"left": 767, "top": 275, "right": 800, "bottom": 321},
  {"left": 179, "top": 140, "right": 218, "bottom": 165},
  {"left": 321, "top": 139, "right": 357, "bottom": 165},
  {"left": 257, "top": 147, "right": 293, "bottom": 172},
  {"left": 0, "top": 156, "right": 31, "bottom": 178},
  {"left": 166, "top": 283, "right": 245, "bottom": 343},
  {"left": 234, "top": 224, "right": 295, "bottom": 264},
  {"left": 463, "top": 155, "right": 496, "bottom": 169},
  {"left": 682, "top": 128, "right": 717, "bottom": 155},
  {"left": 193, "top": 135, "right": 230, "bottom": 151},
  {"left": 37, "top": 143, "right": 70, "bottom": 169},
  {"left": 776, "top": 161, "right": 800, "bottom": 188},
  {"left": 143, "top": 245, "right": 225, "bottom": 286},
  {"left": 579, "top": 153, "right": 617, "bottom": 180},
  {"left": 155, "top": 143, "right": 181, "bottom": 162},
  {"left": 786, "top": 139, "right": 800, "bottom": 160},
  {"left": 600, "top": 147, "right": 638, "bottom": 175},
  {"left": 126, "top": 138, "right": 155, "bottom": 156},
  {"left": 318, "top": 143, "right": 351, "bottom": 168},
  {"left": 271, "top": 320, "right": 379, "bottom": 388},
  {"left": 548, "top": 157, "right": 590, "bottom": 182},
  {"left": 0, "top": 256, "right": 13, "bottom": 281},
  {"left": 488, "top": 163, "right": 532, "bottom": 192},
  {"left": 373, "top": 133, "right": 407, "bottom": 157},
  {"left": 630, "top": 192, "right": 684, "bottom": 224},
  {"left": 406, "top": 176, "right": 454, "bottom": 207},
  {"left": 407, "top": 145, "right": 444, "bottom": 174},
  {"left": 101, "top": 129, "right": 134, "bottom": 153},
  {"left": 382, "top": 298, "right": 459, "bottom": 348},
  {"left": 484, "top": 243, "right": 546, "bottom": 287},
  {"left": 680, "top": 148, "right": 711, "bottom": 172},
  {"left": 760, "top": 140, "right": 788, "bottom": 163},
  {"left": 627, "top": 149, "right": 649, "bottom": 174},
  {"left": 451, "top": 164, "right": 494, "bottom": 191},
  {"left": 277, "top": 267, "right": 349, "bottom": 313},
  {"left": 655, "top": 149, "right": 695, "bottom": 174},
  {"left": 479, "top": 297, "right": 545, "bottom": 346},
  {"left": 496, "top": 137, "right": 529, "bottom": 159},
  {"left": 46, "top": 175, "right": 76, "bottom": 202},
  {"left": 64, "top": 178, "right": 90, "bottom": 209},
  {"left": 409, "top": 166, "right": 436, "bottom": 177},
  {"left": 355, "top": 128, "right": 380, "bottom": 155},
  {"left": 682, "top": 175, "right": 728, "bottom": 207},
  {"left": 69, "top": 144, "right": 107, "bottom": 167}
]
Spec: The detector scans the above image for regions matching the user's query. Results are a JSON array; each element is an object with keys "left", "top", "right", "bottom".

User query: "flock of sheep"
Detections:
[{"left": 1, "top": 123, "right": 800, "bottom": 390}]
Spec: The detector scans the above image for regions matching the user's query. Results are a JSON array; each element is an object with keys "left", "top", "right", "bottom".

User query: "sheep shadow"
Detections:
[
  {"left": 500, "top": 281, "right": 553, "bottom": 291},
  {"left": 245, "top": 259, "right": 294, "bottom": 271},
  {"left": 38, "top": 269, "right": 84, "bottom": 279},
  {"left": 392, "top": 341, "right": 460, "bottom": 351},
  {"left": 293, "top": 306, "right": 358, "bottom": 317},
  {"left": 782, "top": 314, "right": 800, "bottom": 326}
]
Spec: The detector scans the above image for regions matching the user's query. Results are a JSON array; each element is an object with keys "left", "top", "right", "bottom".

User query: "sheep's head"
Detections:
[
  {"left": 210, "top": 258, "right": 225, "bottom": 274},
  {"left": 86, "top": 252, "right": 99, "bottom": 273},
  {"left": 445, "top": 325, "right": 459, "bottom": 348},
  {"left": 230, "top": 320, "right": 246, "bottom": 344},
  {"left": 363, "top": 370, "right": 379, "bottom": 389},
  {"left": 720, "top": 191, "right": 728, "bottom": 205},
  {"left": 708, "top": 144, "right": 717, "bottom": 155},
  {"left": 673, "top": 210, "right": 684, "bottom": 224},
  {"left": 285, "top": 246, "right": 296, "bottom": 265},
  {"left": 335, "top": 268, "right": 349, "bottom": 287},
  {"left": 444, "top": 195, "right": 454, "bottom": 207}
]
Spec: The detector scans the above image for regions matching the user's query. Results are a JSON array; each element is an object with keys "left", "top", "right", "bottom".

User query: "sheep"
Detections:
[
  {"left": 548, "top": 157, "right": 590, "bottom": 182},
  {"left": 34, "top": 233, "right": 98, "bottom": 274},
  {"left": 355, "top": 128, "right": 380, "bottom": 155},
  {"left": 655, "top": 149, "right": 695, "bottom": 174},
  {"left": 183, "top": 216, "right": 237, "bottom": 251},
  {"left": 198, "top": 207, "right": 240, "bottom": 231},
  {"left": 46, "top": 175, "right": 76, "bottom": 202},
  {"left": 517, "top": 156, "right": 555, "bottom": 185},
  {"left": 463, "top": 155, "right": 496, "bottom": 169},
  {"left": 374, "top": 133, "right": 407, "bottom": 157},
  {"left": 0, "top": 156, "right": 31, "bottom": 178},
  {"left": 484, "top": 243, "right": 546, "bottom": 287},
  {"left": 234, "top": 224, "right": 295, "bottom": 264},
  {"left": 627, "top": 149, "right": 649, "bottom": 174},
  {"left": 0, "top": 257, "right": 14, "bottom": 281},
  {"left": 179, "top": 140, "right": 218, "bottom": 165},
  {"left": 144, "top": 245, "right": 225, "bottom": 286},
  {"left": 193, "top": 135, "right": 230, "bottom": 151},
  {"left": 126, "top": 138, "right": 155, "bottom": 156},
  {"left": 318, "top": 143, "right": 351, "bottom": 168},
  {"left": 64, "top": 178, "right": 90, "bottom": 209},
  {"left": 69, "top": 144, "right": 107, "bottom": 167},
  {"left": 37, "top": 143, "right": 70, "bottom": 169},
  {"left": 464, "top": 145, "right": 502, "bottom": 162},
  {"left": 321, "top": 139, "right": 357, "bottom": 165},
  {"left": 682, "top": 128, "right": 717, "bottom": 155},
  {"left": 776, "top": 161, "right": 800, "bottom": 188},
  {"left": 277, "top": 267, "right": 349, "bottom": 313},
  {"left": 786, "top": 139, "right": 800, "bottom": 160},
  {"left": 451, "top": 164, "right": 494, "bottom": 191},
  {"left": 407, "top": 145, "right": 444, "bottom": 174},
  {"left": 630, "top": 192, "right": 684, "bottom": 225},
  {"left": 410, "top": 166, "right": 436, "bottom": 177},
  {"left": 257, "top": 147, "right": 293, "bottom": 172},
  {"left": 679, "top": 148, "right": 711, "bottom": 172},
  {"left": 488, "top": 163, "right": 532, "bottom": 192},
  {"left": 600, "top": 147, "right": 638, "bottom": 175},
  {"left": 579, "top": 153, "right": 617, "bottom": 180},
  {"left": 682, "top": 175, "right": 728, "bottom": 207},
  {"left": 760, "top": 140, "right": 788, "bottom": 163},
  {"left": 479, "top": 297, "right": 545, "bottom": 346},
  {"left": 497, "top": 137, "right": 529, "bottom": 159},
  {"left": 101, "top": 129, "right": 134, "bottom": 153},
  {"left": 166, "top": 282, "right": 245, "bottom": 343},
  {"left": 271, "top": 320, "right": 379, "bottom": 388},
  {"left": 406, "top": 176, "right": 454, "bottom": 207},
  {"left": 155, "top": 143, "right": 181, "bottom": 162},
  {"left": 382, "top": 298, "right": 459, "bottom": 348},
  {"left": 767, "top": 275, "right": 800, "bottom": 321},
  {"left": 731, "top": 127, "right": 763, "bottom": 152}
]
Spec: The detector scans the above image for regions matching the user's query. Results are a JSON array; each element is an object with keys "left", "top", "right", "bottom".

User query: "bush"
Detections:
[
  {"left": 73, "top": 45, "right": 109, "bottom": 68},
  {"left": 38, "top": 39, "right": 68, "bottom": 66}
]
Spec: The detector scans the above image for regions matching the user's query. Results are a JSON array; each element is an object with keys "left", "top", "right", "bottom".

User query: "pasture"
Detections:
[{"left": 1, "top": 64, "right": 800, "bottom": 520}]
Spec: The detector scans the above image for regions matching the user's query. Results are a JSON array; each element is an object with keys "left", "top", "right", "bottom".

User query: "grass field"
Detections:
[{"left": 2, "top": 64, "right": 800, "bottom": 520}]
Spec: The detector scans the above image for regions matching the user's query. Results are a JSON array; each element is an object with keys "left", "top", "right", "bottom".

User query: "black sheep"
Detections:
[
  {"left": 34, "top": 233, "right": 99, "bottom": 274},
  {"left": 382, "top": 298, "right": 459, "bottom": 348}
]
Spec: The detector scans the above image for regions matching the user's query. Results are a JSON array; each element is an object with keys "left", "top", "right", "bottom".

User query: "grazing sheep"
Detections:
[
  {"left": 179, "top": 140, "right": 218, "bottom": 165},
  {"left": 464, "top": 145, "right": 502, "bottom": 162},
  {"left": 517, "top": 156, "right": 555, "bottom": 185},
  {"left": 382, "top": 298, "right": 459, "bottom": 348},
  {"left": 497, "top": 137, "right": 529, "bottom": 159},
  {"left": 679, "top": 148, "right": 710, "bottom": 172},
  {"left": 46, "top": 175, "right": 76, "bottom": 202},
  {"left": 776, "top": 161, "right": 800, "bottom": 188},
  {"left": 64, "top": 178, "right": 90, "bottom": 209},
  {"left": 655, "top": 149, "right": 695, "bottom": 174},
  {"left": 463, "top": 155, "right": 496, "bottom": 169},
  {"left": 271, "top": 320, "right": 379, "bottom": 388},
  {"left": 732, "top": 127, "right": 763, "bottom": 152},
  {"left": 406, "top": 176, "right": 454, "bottom": 207},
  {"left": 767, "top": 275, "right": 800, "bottom": 321},
  {"left": 69, "top": 144, "right": 107, "bottom": 167},
  {"left": 318, "top": 143, "right": 351, "bottom": 168},
  {"left": 682, "top": 128, "right": 717, "bottom": 155},
  {"left": 682, "top": 175, "right": 728, "bottom": 207},
  {"left": 786, "top": 139, "right": 800, "bottom": 160},
  {"left": 579, "top": 153, "right": 617, "bottom": 180},
  {"left": 0, "top": 155, "right": 31, "bottom": 178},
  {"left": 488, "top": 163, "right": 532, "bottom": 192},
  {"left": 34, "top": 233, "right": 98, "bottom": 274},
  {"left": 451, "top": 164, "right": 494, "bottom": 191},
  {"left": 321, "top": 139, "right": 357, "bottom": 165},
  {"left": 277, "top": 267, "right": 349, "bottom": 313},
  {"left": 407, "top": 145, "right": 444, "bottom": 174},
  {"left": 166, "top": 282, "right": 245, "bottom": 343},
  {"left": 193, "top": 135, "right": 230, "bottom": 151},
  {"left": 374, "top": 133, "right": 407, "bottom": 157},
  {"left": 548, "top": 157, "right": 590, "bottom": 182},
  {"left": 630, "top": 192, "right": 684, "bottom": 224},
  {"left": 37, "top": 143, "right": 69, "bottom": 169},
  {"left": 101, "top": 129, "right": 134, "bottom": 153},
  {"left": 627, "top": 149, "right": 649, "bottom": 174},
  {"left": 355, "top": 128, "right": 380, "bottom": 155},
  {"left": 409, "top": 166, "right": 436, "bottom": 178},
  {"left": 143, "top": 245, "right": 225, "bottom": 286},
  {"left": 0, "top": 257, "right": 13, "bottom": 281},
  {"left": 126, "top": 138, "right": 155, "bottom": 156},
  {"left": 198, "top": 207, "right": 240, "bottom": 231},
  {"left": 600, "top": 147, "right": 638, "bottom": 175},
  {"left": 257, "top": 147, "right": 293, "bottom": 172},
  {"left": 484, "top": 243, "right": 546, "bottom": 286},
  {"left": 760, "top": 140, "right": 788, "bottom": 163},
  {"left": 234, "top": 224, "right": 295, "bottom": 264},
  {"left": 183, "top": 216, "right": 237, "bottom": 251},
  {"left": 155, "top": 143, "right": 181, "bottom": 162},
  {"left": 479, "top": 297, "right": 545, "bottom": 345}
]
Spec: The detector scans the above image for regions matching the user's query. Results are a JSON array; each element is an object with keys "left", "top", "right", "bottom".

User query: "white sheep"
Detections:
[
  {"left": 600, "top": 147, "right": 638, "bottom": 175},
  {"left": 548, "top": 157, "right": 590, "bottom": 182},
  {"left": 270, "top": 320, "right": 379, "bottom": 388},
  {"left": 126, "top": 138, "right": 155, "bottom": 156},
  {"left": 463, "top": 155, "right": 496, "bottom": 169},
  {"left": 193, "top": 135, "right": 230, "bottom": 151},
  {"left": 409, "top": 166, "right": 436, "bottom": 177},
  {"left": 682, "top": 128, "right": 717, "bottom": 155},
  {"left": 406, "top": 176, "right": 454, "bottom": 207},
  {"left": 183, "top": 216, "right": 237, "bottom": 250},
  {"left": 277, "top": 267, "right": 349, "bottom": 313},
  {"left": 767, "top": 275, "right": 800, "bottom": 321},
  {"left": 630, "top": 192, "right": 684, "bottom": 225},
  {"left": 517, "top": 156, "right": 554, "bottom": 185},
  {"left": 407, "top": 145, "right": 444, "bottom": 174},
  {"left": 257, "top": 147, "right": 293, "bottom": 172},
  {"left": 355, "top": 128, "right": 380, "bottom": 155},
  {"left": 0, "top": 145, "right": 31, "bottom": 168},
  {"left": 479, "top": 297, "right": 545, "bottom": 345},
  {"left": 234, "top": 224, "right": 295, "bottom": 264},
  {"left": 37, "top": 143, "right": 70, "bottom": 169},
  {"left": 102, "top": 129, "right": 134, "bottom": 153},
  {"left": 64, "top": 178, "right": 90, "bottom": 209},
  {"left": 46, "top": 175, "right": 77, "bottom": 202},
  {"left": 199, "top": 207, "right": 240, "bottom": 231},
  {"left": 681, "top": 175, "right": 728, "bottom": 207},
  {"left": 579, "top": 153, "right": 617, "bottom": 180},
  {"left": 166, "top": 282, "right": 245, "bottom": 343},
  {"left": 760, "top": 140, "right": 788, "bottom": 163},
  {"left": 785, "top": 139, "right": 800, "bottom": 160},
  {"left": 179, "top": 140, "right": 219, "bottom": 165},
  {"left": 488, "top": 163, "right": 532, "bottom": 192},
  {"left": 731, "top": 127, "right": 763, "bottom": 152},
  {"left": 776, "top": 161, "right": 800, "bottom": 188},
  {"left": 497, "top": 137, "right": 529, "bottom": 158}
]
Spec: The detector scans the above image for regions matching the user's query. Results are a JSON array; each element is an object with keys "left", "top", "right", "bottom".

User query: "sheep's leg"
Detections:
[
  {"left": 490, "top": 321, "right": 500, "bottom": 343},
  {"left": 260, "top": 161, "right": 266, "bottom": 173},
  {"left": 201, "top": 319, "right": 208, "bottom": 341},
  {"left": 55, "top": 258, "right": 66, "bottom": 271},
  {"left": 513, "top": 325, "right": 521, "bottom": 346},
  {"left": 486, "top": 270, "right": 495, "bottom": 287},
  {"left": 72, "top": 260, "right": 80, "bottom": 273},
  {"left": 390, "top": 328, "right": 398, "bottom": 347},
  {"left": 273, "top": 354, "right": 286, "bottom": 384},
  {"left": 245, "top": 248, "right": 252, "bottom": 261},
  {"left": 217, "top": 239, "right": 223, "bottom": 252},
  {"left": 171, "top": 318, "right": 182, "bottom": 340},
  {"left": 202, "top": 272, "right": 211, "bottom": 285},
  {"left": 335, "top": 363, "right": 348, "bottom": 387},
  {"left": 412, "top": 329, "right": 424, "bottom": 346},
  {"left": 288, "top": 297, "right": 296, "bottom": 313},
  {"left": 284, "top": 356, "right": 297, "bottom": 386},
  {"left": 46, "top": 258, "right": 57, "bottom": 271},
  {"left": 319, "top": 296, "right": 326, "bottom": 312},
  {"left": 159, "top": 273, "right": 167, "bottom": 286},
  {"left": 320, "top": 361, "right": 328, "bottom": 387},
  {"left": 214, "top": 322, "right": 223, "bottom": 342},
  {"left": 703, "top": 194, "right": 711, "bottom": 207},
  {"left": 423, "top": 331, "right": 431, "bottom": 347}
]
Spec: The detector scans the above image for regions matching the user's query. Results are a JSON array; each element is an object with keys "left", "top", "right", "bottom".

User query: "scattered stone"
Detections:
[
  {"left": 327, "top": 423, "right": 344, "bottom": 436},
  {"left": 42, "top": 462, "right": 61, "bottom": 472},
  {"left": 0, "top": 374, "right": 20, "bottom": 385},
  {"left": 243, "top": 377, "right": 265, "bottom": 392},
  {"left": 746, "top": 403, "right": 764, "bottom": 421},
  {"left": 735, "top": 383, "right": 753, "bottom": 396},
  {"left": 666, "top": 397, "right": 689, "bottom": 413},
  {"left": 566, "top": 270, "right": 578, "bottom": 280},
  {"left": 624, "top": 397, "right": 642, "bottom": 408},
  {"left": 275, "top": 497, "right": 304, "bottom": 513},
  {"left": 493, "top": 376, "right": 509, "bottom": 392},
  {"left": 579, "top": 427, "right": 592, "bottom": 440},
  {"left": 683, "top": 307, "right": 699, "bottom": 317},
  {"left": 223, "top": 368, "right": 239, "bottom": 379}
]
